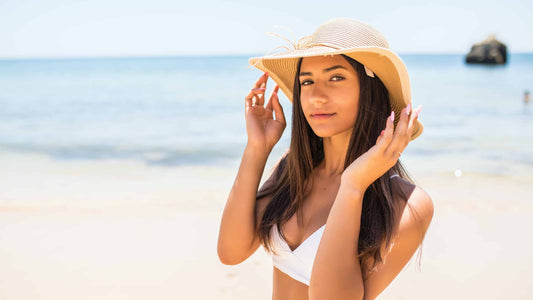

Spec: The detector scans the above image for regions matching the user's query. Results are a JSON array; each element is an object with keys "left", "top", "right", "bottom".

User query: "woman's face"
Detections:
[{"left": 299, "top": 54, "right": 360, "bottom": 138}]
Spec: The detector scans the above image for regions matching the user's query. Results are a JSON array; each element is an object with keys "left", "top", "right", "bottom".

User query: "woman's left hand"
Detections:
[{"left": 341, "top": 103, "right": 422, "bottom": 192}]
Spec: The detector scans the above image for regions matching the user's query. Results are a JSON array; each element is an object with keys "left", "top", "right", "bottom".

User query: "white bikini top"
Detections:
[
  {"left": 269, "top": 174, "right": 400, "bottom": 286},
  {"left": 270, "top": 223, "right": 325, "bottom": 286}
]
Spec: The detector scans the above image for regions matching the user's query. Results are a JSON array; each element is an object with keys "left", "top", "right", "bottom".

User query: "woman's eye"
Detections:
[{"left": 300, "top": 76, "right": 343, "bottom": 86}]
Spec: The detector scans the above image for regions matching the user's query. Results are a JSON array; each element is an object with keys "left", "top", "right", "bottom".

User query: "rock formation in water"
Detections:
[{"left": 465, "top": 35, "right": 507, "bottom": 64}]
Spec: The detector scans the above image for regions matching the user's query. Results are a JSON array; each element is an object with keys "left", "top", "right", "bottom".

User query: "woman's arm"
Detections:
[
  {"left": 360, "top": 185, "right": 433, "bottom": 300},
  {"left": 308, "top": 181, "right": 366, "bottom": 299},
  {"left": 217, "top": 145, "right": 270, "bottom": 265},
  {"left": 217, "top": 73, "right": 285, "bottom": 265},
  {"left": 309, "top": 179, "right": 433, "bottom": 300}
]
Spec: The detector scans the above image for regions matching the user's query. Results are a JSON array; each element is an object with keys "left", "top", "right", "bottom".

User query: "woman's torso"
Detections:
[
  {"left": 268, "top": 171, "right": 341, "bottom": 300},
  {"left": 262, "top": 172, "right": 406, "bottom": 300}
]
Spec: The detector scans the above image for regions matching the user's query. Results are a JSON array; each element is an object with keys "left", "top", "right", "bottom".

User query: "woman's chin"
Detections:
[
  {"left": 311, "top": 129, "right": 337, "bottom": 139},
  {"left": 311, "top": 127, "right": 353, "bottom": 139}
]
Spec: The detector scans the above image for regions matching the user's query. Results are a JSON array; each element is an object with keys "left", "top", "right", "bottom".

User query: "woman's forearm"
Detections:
[
  {"left": 217, "top": 144, "right": 270, "bottom": 265},
  {"left": 309, "top": 179, "right": 366, "bottom": 300}
]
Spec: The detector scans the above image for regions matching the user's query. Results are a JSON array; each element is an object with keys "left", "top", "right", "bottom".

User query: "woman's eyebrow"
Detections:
[{"left": 299, "top": 65, "right": 348, "bottom": 77}]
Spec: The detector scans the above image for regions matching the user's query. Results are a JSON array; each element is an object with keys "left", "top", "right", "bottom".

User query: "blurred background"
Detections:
[{"left": 1, "top": 0, "right": 532, "bottom": 299}]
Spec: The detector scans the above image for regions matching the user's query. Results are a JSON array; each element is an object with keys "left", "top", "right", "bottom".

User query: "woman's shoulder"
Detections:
[
  {"left": 390, "top": 174, "right": 434, "bottom": 229},
  {"left": 390, "top": 174, "right": 431, "bottom": 201},
  {"left": 389, "top": 174, "right": 417, "bottom": 201}
]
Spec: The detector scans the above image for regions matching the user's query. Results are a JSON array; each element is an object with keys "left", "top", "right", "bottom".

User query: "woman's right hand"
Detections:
[{"left": 244, "top": 72, "right": 286, "bottom": 153}]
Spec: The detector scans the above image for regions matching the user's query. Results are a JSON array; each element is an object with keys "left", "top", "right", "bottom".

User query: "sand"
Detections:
[{"left": 1, "top": 150, "right": 532, "bottom": 299}]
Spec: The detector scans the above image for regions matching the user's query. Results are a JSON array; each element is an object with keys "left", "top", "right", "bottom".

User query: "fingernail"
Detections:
[
  {"left": 405, "top": 103, "right": 411, "bottom": 115},
  {"left": 390, "top": 111, "right": 395, "bottom": 122},
  {"left": 380, "top": 130, "right": 384, "bottom": 136},
  {"left": 417, "top": 105, "right": 423, "bottom": 113}
]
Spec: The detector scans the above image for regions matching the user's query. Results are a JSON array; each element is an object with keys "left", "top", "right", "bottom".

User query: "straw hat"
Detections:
[{"left": 249, "top": 17, "right": 423, "bottom": 141}]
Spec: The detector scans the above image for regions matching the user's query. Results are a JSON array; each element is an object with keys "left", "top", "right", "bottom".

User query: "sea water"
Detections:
[{"left": 0, "top": 54, "right": 532, "bottom": 178}]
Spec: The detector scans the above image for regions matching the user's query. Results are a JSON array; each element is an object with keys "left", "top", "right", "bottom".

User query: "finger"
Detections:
[
  {"left": 377, "top": 111, "right": 394, "bottom": 150},
  {"left": 272, "top": 86, "right": 286, "bottom": 125},
  {"left": 245, "top": 96, "right": 252, "bottom": 109},
  {"left": 253, "top": 72, "right": 269, "bottom": 89},
  {"left": 389, "top": 103, "right": 411, "bottom": 148},
  {"left": 406, "top": 104, "right": 422, "bottom": 137},
  {"left": 245, "top": 91, "right": 254, "bottom": 109},
  {"left": 253, "top": 73, "right": 268, "bottom": 107},
  {"left": 246, "top": 73, "right": 268, "bottom": 108},
  {"left": 245, "top": 90, "right": 263, "bottom": 109},
  {"left": 252, "top": 88, "right": 267, "bottom": 106},
  {"left": 265, "top": 85, "right": 278, "bottom": 111},
  {"left": 245, "top": 88, "right": 266, "bottom": 101},
  {"left": 257, "top": 80, "right": 268, "bottom": 106}
]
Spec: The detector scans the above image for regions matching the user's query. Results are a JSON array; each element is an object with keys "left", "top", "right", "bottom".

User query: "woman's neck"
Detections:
[{"left": 319, "top": 129, "right": 353, "bottom": 176}]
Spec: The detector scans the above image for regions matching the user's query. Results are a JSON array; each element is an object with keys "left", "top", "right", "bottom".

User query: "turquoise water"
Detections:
[{"left": 1, "top": 54, "right": 532, "bottom": 177}]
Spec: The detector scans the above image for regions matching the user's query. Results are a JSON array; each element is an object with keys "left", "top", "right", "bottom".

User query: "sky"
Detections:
[{"left": 0, "top": 0, "right": 532, "bottom": 59}]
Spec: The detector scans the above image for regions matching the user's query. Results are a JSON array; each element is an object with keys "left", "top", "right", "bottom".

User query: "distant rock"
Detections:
[{"left": 465, "top": 35, "right": 507, "bottom": 64}]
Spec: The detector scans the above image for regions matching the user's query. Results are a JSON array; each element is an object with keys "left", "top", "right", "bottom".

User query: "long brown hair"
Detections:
[{"left": 255, "top": 54, "right": 424, "bottom": 277}]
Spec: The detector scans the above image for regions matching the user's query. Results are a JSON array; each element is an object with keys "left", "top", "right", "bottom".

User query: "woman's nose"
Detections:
[{"left": 309, "top": 83, "right": 328, "bottom": 104}]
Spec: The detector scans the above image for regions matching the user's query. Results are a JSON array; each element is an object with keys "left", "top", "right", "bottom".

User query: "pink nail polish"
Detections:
[
  {"left": 405, "top": 103, "right": 411, "bottom": 115},
  {"left": 390, "top": 111, "right": 395, "bottom": 122}
]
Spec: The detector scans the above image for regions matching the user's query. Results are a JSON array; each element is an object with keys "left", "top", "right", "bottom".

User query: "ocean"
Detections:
[{"left": 1, "top": 54, "right": 532, "bottom": 178}]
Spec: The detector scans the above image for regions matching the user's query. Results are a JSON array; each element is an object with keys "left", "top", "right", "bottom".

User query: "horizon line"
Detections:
[{"left": 0, "top": 51, "right": 532, "bottom": 61}]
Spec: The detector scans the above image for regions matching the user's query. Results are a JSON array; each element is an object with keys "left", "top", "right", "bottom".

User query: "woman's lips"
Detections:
[{"left": 311, "top": 113, "right": 336, "bottom": 120}]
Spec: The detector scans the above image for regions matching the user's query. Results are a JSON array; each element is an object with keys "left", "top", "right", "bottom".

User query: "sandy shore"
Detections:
[{"left": 1, "top": 150, "right": 532, "bottom": 299}]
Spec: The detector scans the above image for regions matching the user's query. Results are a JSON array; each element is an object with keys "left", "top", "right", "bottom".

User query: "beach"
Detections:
[
  {"left": 1, "top": 0, "right": 533, "bottom": 296},
  {"left": 1, "top": 54, "right": 533, "bottom": 299},
  {"left": 1, "top": 149, "right": 532, "bottom": 299}
]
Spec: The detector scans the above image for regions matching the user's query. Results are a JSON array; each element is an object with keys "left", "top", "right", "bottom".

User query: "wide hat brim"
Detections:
[{"left": 249, "top": 45, "right": 423, "bottom": 141}]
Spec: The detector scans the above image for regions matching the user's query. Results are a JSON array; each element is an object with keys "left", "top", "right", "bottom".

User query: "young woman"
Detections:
[{"left": 218, "top": 18, "right": 434, "bottom": 300}]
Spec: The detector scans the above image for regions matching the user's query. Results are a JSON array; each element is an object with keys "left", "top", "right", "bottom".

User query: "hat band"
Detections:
[
  {"left": 251, "top": 31, "right": 376, "bottom": 77},
  {"left": 304, "top": 42, "right": 376, "bottom": 78}
]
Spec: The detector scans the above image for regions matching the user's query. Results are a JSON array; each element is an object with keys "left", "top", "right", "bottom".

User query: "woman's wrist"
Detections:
[
  {"left": 339, "top": 175, "right": 368, "bottom": 197},
  {"left": 244, "top": 143, "right": 271, "bottom": 161}
]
